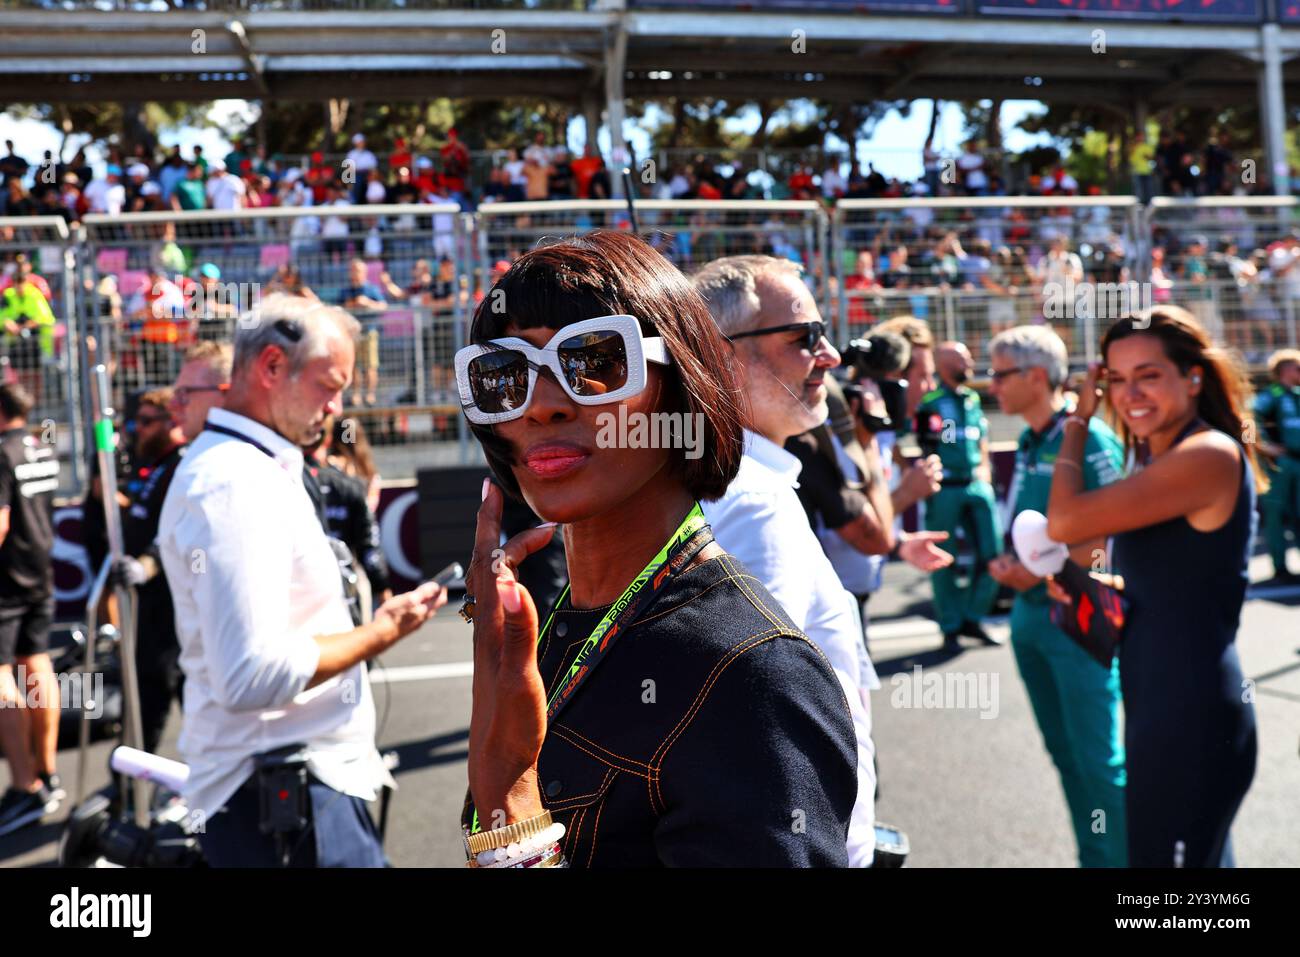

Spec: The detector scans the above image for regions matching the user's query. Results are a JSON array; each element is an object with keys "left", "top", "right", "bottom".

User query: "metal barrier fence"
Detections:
[
  {"left": 0, "top": 215, "right": 82, "bottom": 492},
  {"left": 1146, "top": 195, "right": 1300, "bottom": 272},
  {"left": 473, "top": 198, "right": 832, "bottom": 314},
  {"left": 832, "top": 196, "right": 1145, "bottom": 357},
  {"left": 79, "top": 204, "right": 471, "bottom": 459},
  {"left": 9, "top": 195, "right": 1300, "bottom": 495}
]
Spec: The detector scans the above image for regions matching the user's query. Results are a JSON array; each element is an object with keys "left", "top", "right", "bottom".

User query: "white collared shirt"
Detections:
[
  {"left": 157, "top": 408, "right": 389, "bottom": 819},
  {"left": 702, "top": 429, "right": 878, "bottom": 867}
]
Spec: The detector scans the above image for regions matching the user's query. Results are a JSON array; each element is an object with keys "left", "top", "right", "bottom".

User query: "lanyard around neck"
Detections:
[
  {"left": 467, "top": 501, "right": 713, "bottom": 836},
  {"left": 539, "top": 501, "right": 712, "bottom": 724},
  {"left": 204, "top": 421, "right": 277, "bottom": 459}
]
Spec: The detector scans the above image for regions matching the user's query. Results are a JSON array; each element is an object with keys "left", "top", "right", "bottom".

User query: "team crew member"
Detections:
[
  {"left": 915, "top": 341, "right": 1002, "bottom": 649},
  {"left": 691, "top": 254, "right": 886, "bottom": 867},
  {"left": 986, "top": 326, "right": 1128, "bottom": 868},
  {"left": 1254, "top": 349, "right": 1300, "bottom": 583},
  {"left": 0, "top": 384, "right": 63, "bottom": 837},
  {"left": 157, "top": 294, "right": 447, "bottom": 867},
  {"left": 109, "top": 389, "right": 188, "bottom": 754},
  {"left": 1047, "top": 307, "right": 1261, "bottom": 868}
]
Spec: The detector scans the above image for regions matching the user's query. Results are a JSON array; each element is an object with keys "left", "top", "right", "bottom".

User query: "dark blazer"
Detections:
[{"left": 513, "top": 552, "right": 856, "bottom": 867}]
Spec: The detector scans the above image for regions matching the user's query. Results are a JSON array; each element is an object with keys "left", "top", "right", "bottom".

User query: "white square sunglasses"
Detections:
[{"left": 454, "top": 315, "right": 672, "bottom": 425}]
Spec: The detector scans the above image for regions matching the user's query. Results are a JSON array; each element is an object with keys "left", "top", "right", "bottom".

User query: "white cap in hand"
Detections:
[{"left": 1011, "top": 509, "right": 1069, "bottom": 578}]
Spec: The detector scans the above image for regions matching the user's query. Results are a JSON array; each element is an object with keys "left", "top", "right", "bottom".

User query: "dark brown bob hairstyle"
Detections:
[{"left": 467, "top": 229, "right": 744, "bottom": 502}]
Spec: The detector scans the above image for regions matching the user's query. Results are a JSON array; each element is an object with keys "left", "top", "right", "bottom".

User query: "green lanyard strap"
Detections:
[{"left": 468, "top": 501, "right": 713, "bottom": 835}]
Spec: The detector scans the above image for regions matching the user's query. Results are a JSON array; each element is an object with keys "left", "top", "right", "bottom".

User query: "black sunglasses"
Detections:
[
  {"left": 727, "top": 320, "right": 827, "bottom": 352},
  {"left": 987, "top": 366, "right": 1024, "bottom": 382}
]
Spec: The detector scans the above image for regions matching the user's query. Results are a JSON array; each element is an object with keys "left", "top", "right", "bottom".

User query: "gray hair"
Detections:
[
  {"left": 232, "top": 292, "right": 359, "bottom": 379},
  {"left": 690, "top": 255, "right": 804, "bottom": 337},
  {"left": 988, "top": 325, "right": 1068, "bottom": 389}
]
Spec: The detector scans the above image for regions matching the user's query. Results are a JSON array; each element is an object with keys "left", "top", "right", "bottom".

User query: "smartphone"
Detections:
[{"left": 429, "top": 562, "right": 464, "bottom": 589}]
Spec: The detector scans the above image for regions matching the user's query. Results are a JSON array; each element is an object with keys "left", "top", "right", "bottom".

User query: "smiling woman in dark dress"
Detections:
[
  {"left": 455, "top": 230, "right": 856, "bottom": 868},
  {"left": 1046, "top": 306, "right": 1262, "bottom": 868}
]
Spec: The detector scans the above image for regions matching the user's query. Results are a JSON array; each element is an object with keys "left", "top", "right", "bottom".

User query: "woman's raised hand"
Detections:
[{"left": 466, "top": 479, "right": 559, "bottom": 827}]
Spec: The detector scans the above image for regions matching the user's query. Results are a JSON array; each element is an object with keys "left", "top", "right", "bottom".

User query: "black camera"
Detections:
[
  {"left": 841, "top": 334, "right": 910, "bottom": 434},
  {"left": 59, "top": 789, "right": 206, "bottom": 868}
]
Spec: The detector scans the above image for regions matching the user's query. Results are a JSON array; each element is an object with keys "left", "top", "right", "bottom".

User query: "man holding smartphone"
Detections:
[{"left": 157, "top": 294, "right": 448, "bottom": 866}]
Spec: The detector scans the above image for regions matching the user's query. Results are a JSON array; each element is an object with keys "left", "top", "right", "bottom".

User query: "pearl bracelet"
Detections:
[{"left": 472, "top": 822, "right": 567, "bottom": 868}]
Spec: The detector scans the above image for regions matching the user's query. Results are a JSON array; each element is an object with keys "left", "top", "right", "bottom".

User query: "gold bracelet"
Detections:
[{"left": 465, "top": 809, "right": 554, "bottom": 856}]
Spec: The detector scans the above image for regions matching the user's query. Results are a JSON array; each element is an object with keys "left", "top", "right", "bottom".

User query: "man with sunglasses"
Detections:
[
  {"left": 985, "top": 325, "right": 1127, "bottom": 868},
  {"left": 168, "top": 341, "right": 231, "bottom": 443},
  {"left": 109, "top": 388, "right": 189, "bottom": 754},
  {"left": 692, "top": 255, "right": 884, "bottom": 867}
]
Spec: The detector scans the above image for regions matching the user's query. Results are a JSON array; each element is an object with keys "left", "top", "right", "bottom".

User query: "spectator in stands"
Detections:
[
  {"left": 364, "top": 168, "right": 388, "bottom": 205},
  {"left": 480, "top": 166, "right": 509, "bottom": 204},
  {"left": 340, "top": 257, "right": 390, "bottom": 313},
  {"left": 0, "top": 142, "right": 29, "bottom": 195},
  {"left": 878, "top": 244, "right": 912, "bottom": 290},
  {"left": 35, "top": 187, "right": 71, "bottom": 226},
  {"left": 84, "top": 165, "right": 126, "bottom": 216},
  {"left": 821, "top": 159, "right": 847, "bottom": 201},
  {"left": 171, "top": 163, "right": 207, "bottom": 212},
  {"left": 346, "top": 134, "right": 378, "bottom": 202},
  {"left": 389, "top": 166, "right": 419, "bottom": 206},
  {"left": 570, "top": 144, "right": 603, "bottom": 200},
  {"left": 523, "top": 131, "right": 551, "bottom": 168},
  {"left": 523, "top": 149, "right": 551, "bottom": 201},
  {"left": 205, "top": 159, "right": 246, "bottom": 211},
  {"left": 189, "top": 263, "right": 238, "bottom": 342},
  {"left": 0, "top": 260, "right": 56, "bottom": 405},
  {"left": 223, "top": 137, "right": 248, "bottom": 176},
  {"left": 125, "top": 163, "right": 152, "bottom": 207},
  {"left": 191, "top": 145, "right": 208, "bottom": 174},
  {"left": 1204, "top": 133, "right": 1232, "bottom": 197},
  {"left": 548, "top": 148, "right": 575, "bottom": 200},
  {"left": 388, "top": 137, "right": 412, "bottom": 174},
  {"left": 1181, "top": 234, "right": 1218, "bottom": 338},
  {"left": 957, "top": 140, "right": 988, "bottom": 197},
  {"left": 157, "top": 150, "right": 185, "bottom": 203},
  {"left": 503, "top": 148, "right": 527, "bottom": 202},
  {"left": 267, "top": 263, "right": 318, "bottom": 301},
  {"left": 30, "top": 152, "right": 57, "bottom": 204},
  {"left": 339, "top": 258, "right": 399, "bottom": 408},
  {"left": 440, "top": 128, "right": 471, "bottom": 201},
  {"left": 3, "top": 180, "right": 34, "bottom": 218},
  {"left": 321, "top": 183, "right": 353, "bottom": 262},
  {"left": 131, "top": 264, "right": 187, "bottom": 382}
]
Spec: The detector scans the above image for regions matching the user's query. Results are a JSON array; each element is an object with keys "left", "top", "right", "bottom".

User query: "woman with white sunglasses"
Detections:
[{"left": 455, "top": 230, "right": 856, "bottom": 868}]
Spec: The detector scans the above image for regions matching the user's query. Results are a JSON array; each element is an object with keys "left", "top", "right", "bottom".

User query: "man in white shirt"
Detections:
[
  {"left": 157, "top": 293, "right": 447, "bottom": 866},
  {"left": 205, "top": 159, "right": 246, "bottom": 211},
  {"left": 692, "top": 255, "right": 885, "bottom": 867},
  {"left": 346, "top": 134, "right": 378, "bottom": 202},
  {"left": 83, "top": 165, "right": 125, "bottom": 216}
]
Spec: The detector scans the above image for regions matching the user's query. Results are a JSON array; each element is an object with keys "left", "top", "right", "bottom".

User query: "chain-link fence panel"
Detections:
[
  {"left": 473, "top": 198, "right": 831, "bottom": 316},
  {"left": 0, "top": 215, "right": 82, "bottom": 492}
]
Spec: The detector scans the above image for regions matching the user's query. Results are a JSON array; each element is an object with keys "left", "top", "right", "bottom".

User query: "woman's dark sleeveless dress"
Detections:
[{"left": 1111, "top": 426, "right": 1258, "bottom": 867}]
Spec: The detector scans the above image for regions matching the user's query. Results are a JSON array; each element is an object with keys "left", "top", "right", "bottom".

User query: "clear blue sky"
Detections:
[{"left": 1, "top": 98, "right": 1052, "bottom": 180}]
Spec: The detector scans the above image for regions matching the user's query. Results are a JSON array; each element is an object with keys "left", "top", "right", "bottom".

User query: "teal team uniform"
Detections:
[
  {"left": 1254, "top": 382, "right": 1300, "bottom": 574},
  {"left": 1006, "top": 409, "right": 1127, "bottom": 868},
  {"left": 916, "top": 383, "right": 1001, "bottom": 635}
]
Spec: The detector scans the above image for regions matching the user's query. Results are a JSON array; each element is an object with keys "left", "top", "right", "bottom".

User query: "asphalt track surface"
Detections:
[{"left": 2, "top": 556, "right": 1298, "bottom": 869}]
